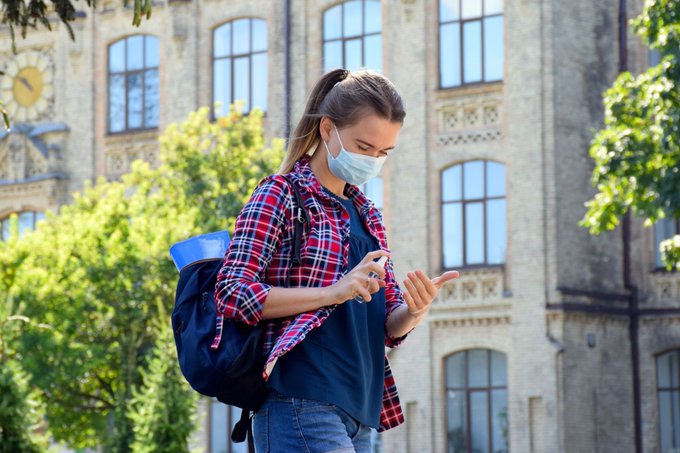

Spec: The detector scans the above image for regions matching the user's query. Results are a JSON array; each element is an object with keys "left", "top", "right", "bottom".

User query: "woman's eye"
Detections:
[{"left": 358, "top": 146, "right": 369, "bottom": 151}]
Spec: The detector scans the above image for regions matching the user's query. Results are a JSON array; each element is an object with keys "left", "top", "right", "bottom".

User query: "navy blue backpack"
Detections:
[{"left": 170, "top": 175, "right": 309, "bottom": 447}]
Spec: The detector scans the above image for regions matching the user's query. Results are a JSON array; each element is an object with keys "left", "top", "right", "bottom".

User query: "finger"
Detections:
[
  {"left": 402, "top": 282, "right": 417, "bottom": 311},
  {"left": 368, "top": 278, "right": 381, "bottom": 294},
  {"left": 360, "top": 249, "right": 390, "bottom": 265},
  {"left": 403, "top": 276, "right": 425, "bottom": 310},
  {"left": 367, "top": 261, "right": 387, "bottom": 279},
  {"left": 408, "top": 271, "right": 431, "bottom": 303},
  {"left": 414, "top": 270, "right": 437, "bottom": 299},
  {"left": 432, "top": 271, "right": 460, "bottom": 289}
]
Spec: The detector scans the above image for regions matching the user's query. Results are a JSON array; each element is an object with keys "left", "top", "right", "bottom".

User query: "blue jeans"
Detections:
[{"left": 252, "top": 389, "right": 373, "bottom": 453}]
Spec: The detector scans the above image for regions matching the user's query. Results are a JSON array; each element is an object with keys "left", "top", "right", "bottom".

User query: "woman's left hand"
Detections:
[{"left": 402, "top": 270, "right": 460, "bottom": 319}]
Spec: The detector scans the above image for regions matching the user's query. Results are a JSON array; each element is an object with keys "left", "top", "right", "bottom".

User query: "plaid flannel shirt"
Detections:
[{"left": 213, "top": 155, "right": 409, "bottom": 431}]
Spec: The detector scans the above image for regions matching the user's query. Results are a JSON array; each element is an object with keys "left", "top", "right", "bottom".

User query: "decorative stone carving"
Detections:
[
  {"left": 436, "top": 89, "right": 503, "bottom": 148},
  {"left": 0, "top": 122, "right": 68, "bottom": 182},
  {"left": 105, "top": 130, "right": 159, "bottom": 176},
  {"left": 648, "top": 272, "right": 680, "bottom": 308},
  {"left": 433, "top": 266, "right": 508, "bottom": 311}
]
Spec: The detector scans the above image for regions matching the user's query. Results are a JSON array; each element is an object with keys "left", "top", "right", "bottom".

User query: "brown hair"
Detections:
[{"left": 278, "top": 68, "right": 406, "bottom": 174}]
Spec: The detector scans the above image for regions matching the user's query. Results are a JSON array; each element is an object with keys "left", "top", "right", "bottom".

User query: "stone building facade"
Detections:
[{"left": 1, "top": 0, "right": 679, "bottom": 452}]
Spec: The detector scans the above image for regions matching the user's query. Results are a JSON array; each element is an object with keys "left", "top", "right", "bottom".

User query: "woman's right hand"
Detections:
[{"left": 327, "top": 250, "right": 390, "bottom": 304}]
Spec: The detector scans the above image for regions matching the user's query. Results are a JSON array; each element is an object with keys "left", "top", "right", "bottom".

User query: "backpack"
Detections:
[{"left": 170, "top": 175, "right": 310, "bottom": 448}]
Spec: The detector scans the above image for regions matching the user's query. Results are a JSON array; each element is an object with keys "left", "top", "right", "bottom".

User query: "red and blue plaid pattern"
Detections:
[{"left": 213, "top": 156, "right": 408, "bottom": 431}]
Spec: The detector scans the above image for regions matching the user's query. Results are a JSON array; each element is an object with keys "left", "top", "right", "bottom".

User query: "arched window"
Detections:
[
  {"left": 439, "top": 0, "right": 504, "bottom": 87},
  {"left": 657, "top": 350, "right": 680, "bottom": 451},
  {"left": 323, "top": 0, "right": 382, "bottom": 72},
  {"left": 441, "top": 160, "right": 506, "bottom": 268},
  {"left": 1, "top": 211, "right": 45, "bottom": 241},
  {"left": 213, "top": 18, "right": 268, "bottom": 116},
  {"left": 446, "top": 349, "right": 509, "bottom": 453},
  {"left": 108, "top": 35, "right": 159, "bottom": 133}
]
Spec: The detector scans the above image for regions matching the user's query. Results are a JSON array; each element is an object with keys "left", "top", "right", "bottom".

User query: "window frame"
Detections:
[
  {"left": 437, "top": 0, "right": 504, "bottom": 89},
  {"left": 444, "top": 349, "right": 509, "bottom": 453},
  {"left": 656, "top": 349, "right": 680, "bottom": 452},
  {"left": 321, "top": 0, "right": 383, "bottom": 73},
  {"left": 211, "top": 17, "right": 269, "bottom": 119},
  {"left": 1, "top": 210, "right": 45, "bottom": 241},
  {"left": 440, "top": 160, "right": 506, "bottom": 270},
  {"left": 107, "top": 34, "right": 160, "bottom": 135},
  {"left": 653, "top": 217, "right": 680, "bottom": 271}
]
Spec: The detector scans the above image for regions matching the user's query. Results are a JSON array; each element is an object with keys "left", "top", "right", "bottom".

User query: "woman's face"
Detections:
[{"left": 321, "top": 113, "right": 402, "bottom": 159}]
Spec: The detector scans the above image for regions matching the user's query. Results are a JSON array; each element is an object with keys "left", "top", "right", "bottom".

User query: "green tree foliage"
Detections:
[
  {"left": 128, "top": 319, "right": 198, "bottom": 453},
  {"left": 0, "top": 294, "right": 49, "bottom": 453},
  {"left": 1, "top": 104, "right": 283, "bottom": 450},
  {"left": 581, "top": 0, "right": 680, "bottom": 270}
]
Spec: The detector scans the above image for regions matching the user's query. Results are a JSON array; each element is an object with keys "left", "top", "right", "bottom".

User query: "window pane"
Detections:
[
  {"left": 655, "top": 218, "right": 676, "bottom": 268},
  {"left": 344, "top": 0, "right": 363, "bottom": 37},
  {"left": 324, "top": 5, "right": 342, "bottom": 41},
  {"left": 660, "top": 390, "right": 674, "bottom": 452},
  {"left": 210, "top": 402, "right": 228, "bottom": 453},
  {"left": 232, "top": 19, "right": 251, "bottom": 55},
  {"left": 446, "top": 352, "right": 466, "bottom": 388},
  {"left": 442, "top": 165, "right": 462, "bottom": 202},
  {"left": 466, "top": 202, "right": 484, "bottom": 264},
  {"left": 364, "top": 0, "right": 382, "bottom": 34},
  {"left": 486, "top": 161, "right": 505, "bottom": 197},
  {"left": 468, "top": 349, "right": 488, "bottom": 387},
  {"left": 470, "top": 391, "right": 490, "bottom": 453},
  {"left": 145, "top": 36, "right": 159, "bottom": 67},
  {"left": 213, "top": 58, "right": 231, "bottom": 116},
  {"left": 364, "top": 34, "right": 382, "bottom": 72},
  {"left": 363, "top": 176, "right": 383, "bottom": 210},
  {"left": 234, "top": 56, "right": 250, "bottom": 113},
  {"left": 447, "top": 390, "right": 468, "bottom": 452},
  {"left": 2, "top": 220, "right": 9, "bottom": 241},
  {"left": 658, "top": 352, "right": 674, "bottom": 388},
  {"left": 463, "top": 21, "right": 482, "bottom": 83},
  {"left": 214, "top": 23, "right": 232, "bottom": 58},
  {"left": 674, "top": 391, "right": 680, "bottom": 449},
  {"left": 485, "top": 0, "right": 503, "bottom": 15},
  {"left": 672, "top": 352, "right": 680, "bottom": 388},
  {"left": 491, "top": 389, "right": 508, "bottom": 453},
  {"left": 440, "top": 23, "right": 461, "bottom": 88},
  {"left": 345, "top": 38, "right": 363, "bottom": 71},
  {"left": 35, "top": 212, "right": 45, "bottom": 223},
  {"left": 324, "top": 41, "right": 343, "bottom": 72},
  {"left": 443, "top": 203, "right": 463, "bottom": 268},
  {"left": 491, "top": 350, "right": 507, "bottom": 386},
  {"left": 440, "top": 0, "right": 460, "bottom": 22},
  {"left": 126, "top": 35, "right": 144, "bottom": 71},
  {"left": 486, "top": 199, "right": 506, "bottom": 265},
  {"left": 462, "top": 0, "right": 483, "bottom": 19},
  {"left": 109, "top": 74, "right": 126, "bottom": 132},
  {"left": 127, "top": 72, "right": 143, "bottom": 128},
  {"left": 251, "top": 53, "right": 268, "bottom": 113},
  {"left": 252, "top": 19, "right": 267, "bottom": 52},
  {"left": 484, "top": 16, "right": 504, "bottom": 81},
  {"left": 144, "top": 69, "right": 159, "bottom": 127},
  {"left": 464, "top": 161, "right": 484, "bottom": 199},
  {"left": 649, "top": 49, "right": 662, "bottom": 67},
  {"left": 109, "top": 40, "right": 125, "bottom": 72},
  {"left": 18, "top": 212, "right": 33, "bottom": 237}
]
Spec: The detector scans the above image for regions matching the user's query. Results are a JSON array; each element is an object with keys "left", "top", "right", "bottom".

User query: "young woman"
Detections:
[{"left": 214, "top": 68, "right": 459, "bottom": 453}]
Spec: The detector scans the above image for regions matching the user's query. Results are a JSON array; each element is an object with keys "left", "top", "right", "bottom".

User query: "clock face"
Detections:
[{"left": 0, "top": 50, "right": 54, "bottom": 122}]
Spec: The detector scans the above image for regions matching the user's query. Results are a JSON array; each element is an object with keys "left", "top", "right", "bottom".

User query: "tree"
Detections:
[
  {"left": 127, "top": 319, "right": 198, "bottom": 453},
  {"left": 580, "top": 0, "right": 680, "bottom": 270},
  {"left": 2, "top": 103, "right": 283, "bottom": 450},
  {"left": 0, "top": 293, "right": 50, "bottom": 453}
]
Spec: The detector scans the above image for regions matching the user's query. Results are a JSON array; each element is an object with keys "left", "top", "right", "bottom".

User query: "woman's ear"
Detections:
[{"left": 319, "top": 116, "right": 333, "bottom": 143}]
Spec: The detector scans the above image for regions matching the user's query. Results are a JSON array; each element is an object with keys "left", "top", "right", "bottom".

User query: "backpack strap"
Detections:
[{"left": 281, "top": 174, "right": 310, "bottom": 267}]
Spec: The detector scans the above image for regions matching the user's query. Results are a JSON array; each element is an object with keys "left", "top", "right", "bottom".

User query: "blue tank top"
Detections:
[{"left": 267, "top": 187, "right": 386, "bottom": 428}]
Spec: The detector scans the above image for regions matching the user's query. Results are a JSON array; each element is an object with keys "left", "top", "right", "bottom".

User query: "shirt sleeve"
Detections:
[
  {"left": 383, "top": 255, "right": 412, "bottom": 348},
  {"left": 214, "top": 175, "right": 290, "bottom": 326}
]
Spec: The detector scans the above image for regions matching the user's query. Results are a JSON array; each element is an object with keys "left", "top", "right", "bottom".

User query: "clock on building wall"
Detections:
[{"left": 0, "top": 50, "right": 54, "bottom": 122}]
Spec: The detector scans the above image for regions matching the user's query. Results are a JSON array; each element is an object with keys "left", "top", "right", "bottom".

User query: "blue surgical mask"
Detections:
[{"left": 323, "top": 126, "right": 386, "bottom": 186}]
